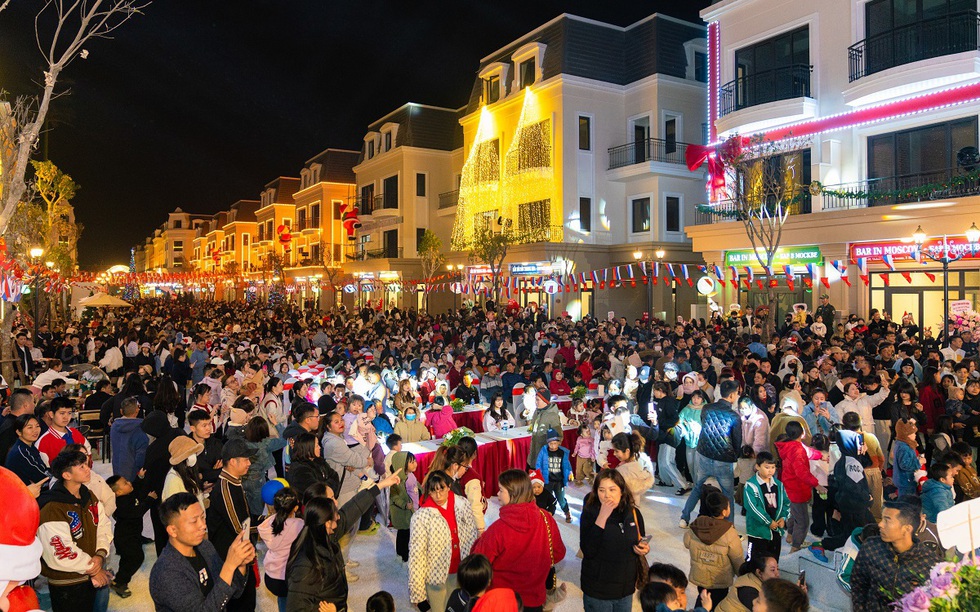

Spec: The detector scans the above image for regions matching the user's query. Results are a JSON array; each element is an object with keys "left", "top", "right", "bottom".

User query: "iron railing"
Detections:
[
  {"left": 345, "top": 246, "right": 403, "bottom": 261},
  {"left": 719, "top": 64, "right": 812, "bottom": 116},
  {"left": 438, "top": 190, "right": 459, "bottom": 209},
  {"left": 822, "top": 166, "right": 980, "bottom": 210},
  {"left": 693, "top": 194, "right": 812, "bottom": 225},
  {"left": 849, "top": 10, "right": 980, "bottom": 82},
  {"left": 607, "top": 138, "right": 691, "bottom": 170}
]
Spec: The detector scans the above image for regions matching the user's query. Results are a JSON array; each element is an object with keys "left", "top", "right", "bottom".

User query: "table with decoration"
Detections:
[{"left": 402, "top": 425, "right": 579, "bottom": 497}]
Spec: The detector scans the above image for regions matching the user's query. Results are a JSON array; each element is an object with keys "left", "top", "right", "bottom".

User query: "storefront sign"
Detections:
[
  {"left": 850, "top": 236, "right": 980, "bottom": 263},
  {"left": 509, "top": 261, "right": 554, "bottom": 276},
  {"left": 467, "top": 264, "right": 493, "bottom": 277},
  {"left": 696, "top": 276, "right": 717, "bottom": 296},
  {"left": 723, "top": 246, "right": 822, "bottom": 269},
  {"left": 951, "top": 300, "right": 972, "bottom": 314}
]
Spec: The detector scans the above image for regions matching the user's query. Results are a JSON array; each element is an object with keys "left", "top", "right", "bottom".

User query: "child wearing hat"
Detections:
[
  {"left": 534, "top": 428, "right": 574, "bottom": 523},
  {"left": 530, "top": 469, "right": 557, "bottom": 515}
]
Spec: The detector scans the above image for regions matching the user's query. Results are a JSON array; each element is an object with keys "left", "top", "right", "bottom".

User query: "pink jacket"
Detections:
[
  {"left": 257, "top": 515, "right": 304, "bottom": 580},
  {"left": 427, "top": 405, "right": 458, "bottom": 438},
  {"left": 573, "top": 436, "right": 595, "bottom": 459}
]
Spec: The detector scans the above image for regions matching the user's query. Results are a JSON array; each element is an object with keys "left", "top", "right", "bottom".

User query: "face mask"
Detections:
[
  {"left": 406, "top": 414, "right": 417, "bottom": 421},
  {"left": 186, "top": 453, "right": 198, "bottom": 468}
]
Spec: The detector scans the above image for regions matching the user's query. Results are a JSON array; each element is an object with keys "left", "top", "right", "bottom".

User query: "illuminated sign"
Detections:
[
  {"left": 724, "top": 246, "right": 822, "bottom": 269},
  {"left": 509, "top": 261, "right": 554, "bottom": 276},
  {"left": 850, "top": 236, "right": 980, "bottom": 263}
]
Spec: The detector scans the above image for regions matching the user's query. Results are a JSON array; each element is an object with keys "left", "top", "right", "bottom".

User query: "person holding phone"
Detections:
[{"left": 579, "top": 468, "right": 649, "bottom": 611}]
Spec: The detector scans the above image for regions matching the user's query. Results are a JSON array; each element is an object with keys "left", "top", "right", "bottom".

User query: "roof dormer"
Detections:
[
  {"left": 511, "top": 42, "right": 546, "bottom": 91},
  {"left": 478, "top": 62, "right": 510, "bottom": 105},
  {"left": 380, "top": 122, "right": 400, "bottom": 153},
  {"left": 363, "top": 131, "right": 381, "bottom": 160}
]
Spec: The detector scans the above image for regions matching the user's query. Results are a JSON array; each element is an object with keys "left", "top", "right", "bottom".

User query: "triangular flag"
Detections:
[
  {"left": 756, "top": 279, "right": 764, "bottom": 290},
  {"left": 901, "top": 271, "right": 912, "bottom": 283},
  {"left": 786, "top": 278, "right": 795, "bottom": 291},
  {"left": 925, "top": 272, "right": 936, "bottom": 283},
  {"left": 820, "top": 277, "right": 831, "bottom": 289},
  {"left": 880, "top": 273, "right": 890, "bottom": 286}
]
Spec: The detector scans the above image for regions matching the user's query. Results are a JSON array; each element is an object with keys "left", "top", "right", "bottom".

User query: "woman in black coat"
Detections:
[
  {"left": 285, "top": 432, "right": 340, "bottom": 499},
  {"left": 142, "top": 409, "right": 179, "bottom": 555},
  {"left": 580, "top": 468, "right": 650, "bottom": 610}
]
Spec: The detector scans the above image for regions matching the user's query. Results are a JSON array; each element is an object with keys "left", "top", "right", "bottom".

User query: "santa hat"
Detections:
[
  {"left": 529, "top": 469, "right": 545, "bottom": 487},
  {"left": 0, "top": 467, "right": 42, "bottom": 611}
]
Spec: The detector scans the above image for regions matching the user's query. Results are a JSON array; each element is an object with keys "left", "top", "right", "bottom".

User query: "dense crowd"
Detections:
[{"left": 3, "top": 292, "right": 971, "bottom": 612}]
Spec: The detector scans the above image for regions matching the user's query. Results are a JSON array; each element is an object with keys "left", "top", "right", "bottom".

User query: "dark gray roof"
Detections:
[
  {"left": 363, "top": 104, "right": 463, "bottom": 157},
  {"left": 466, "top": 14, "right": 705, "bottom": 114},
  {"left": 263, "top": 177, "right": 301, "bottom": 205},
  {"left": 306, "top": 149, "right": 359, "bottom": 183},
  {"left": 227, "top": 200, "right": 260, "bottom": 223}
]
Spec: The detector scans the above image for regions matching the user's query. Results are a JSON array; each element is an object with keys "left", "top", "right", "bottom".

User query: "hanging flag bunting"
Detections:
[
  {"left": 756, "top": 279, "right": 764, "bottom": 290},
  {"left": 626, "top": 264, "right": 636, "bottom": 288},
  {"left": 698, "top": 265, "right": 708, "bottom": 274},
  {"left": 591, "top": 270, "right": 600, "bottom": 288},
  {"left": 713, "top": 265, "right": 724, "bottom": 281},
  {"left": 803, "top": 277, "right": 813, "bottom": 288},
  {"left": 901, "top": 271, "right": 912, "bottom": 283},
  {"left": 820, "top": 277, "right": 831, "bottom": 289},
  {"left": 729, "top": 265, "right": 739, "bottom": 282},
  {"left": 856, "top": 258, "right": 869, "bottom": 283},
  {"left": 667, "top": 263, "right": 677, "bottom": 281},
  {"left": 806, "top": 263, "right": 818, "bottom": 281},
  {"left": 612, "top": 266, "right": 622, "bottom": 288},
  {"left": 880, "top": 273, "right": 891, "bottom": 286},
  {"left": 579, "top": 272, "right": 588, "bottom": 288},
  {"left": 639, "top": 262, "right": 648, "bottom": 285},
  {"left": 602, "top": 268, "right": 609, "bottom": 289},
  {"left": 764, "top": 266, "right": 775, "bottom": 279},
  {"left": 882, "top": 253, "right": 896, "bottom": 272},
  {"left": 681, "top": 264, "right": 693, "bottom": 287},
  {"left": 653, "top": 262, "right": 661, "bottom": 280},
  {"left": 744, "top": 266, "right": 754, "bottom": 283},
  {"left": 783, "top": 265, "right": 793, "bottom": 279},
  {"left": 786, "top": 276, "right": 795, "bottom": 291},
  {"left": 925, "top": 272, "right": 936, "bottom": 283},
  {"left": 832, "top": 260, "right": 844, "bottom": 274}
]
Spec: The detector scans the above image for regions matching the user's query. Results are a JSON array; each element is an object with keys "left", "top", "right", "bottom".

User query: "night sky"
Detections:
[{"left": 0, "top": 1, "right": 709, "bottom": 270}]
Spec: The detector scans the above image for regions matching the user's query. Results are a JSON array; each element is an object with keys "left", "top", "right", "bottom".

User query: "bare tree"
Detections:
[
  {"left": 0, "top": 0, "right": 149, "bottom": 235},
  {"left": 318, "top": 236, "right": 343, "bottom": 309},
  {"left": 704, "top": 136, "right": 811, "bottom": 339},
  {"left": 417, "top": 229, "right": 445, "bottom": 311}
]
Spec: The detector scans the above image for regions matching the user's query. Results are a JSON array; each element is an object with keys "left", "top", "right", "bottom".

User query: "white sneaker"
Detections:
[
  {"left": 346, "top": 560, "right": 360, "bottom": 568},
  {"left": 678, "top": 518, "right": 689, "bottom": 529},
  {"left": 346, "top": 569, "right": 359, "bottom": 582}
]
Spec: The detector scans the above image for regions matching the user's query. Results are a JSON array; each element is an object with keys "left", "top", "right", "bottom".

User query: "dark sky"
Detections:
[{"left": 0, "top": 1, "right": 709, "bottom": 270}]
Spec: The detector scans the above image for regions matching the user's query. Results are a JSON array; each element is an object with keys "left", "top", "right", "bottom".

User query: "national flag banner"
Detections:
[
  {"left": 579, "top": 272, "right": 588, "bottom": 288},
  {"left": 911, "top": 246, "right": 922, "bottom": 264},
  {"left": 667, "top": 263, "right": 677, "bottom": 280},
  {"left": 882, "top": 253, "right": 896, "bottom": 271},
  {"left": 713, "top": 265, "right": 724, "bottom": 281},
  {"left": 806, "top": 263, "right": 818, "bottom": 280},
  {"left": 880, "top": 273, "right": 891, "bottom": 287},
  {"left": 602, "top": 268, "right": 609, "bottom": 289},
  {"left": 820, "top": 277, "right": 831, "bottom": 289},
  {"left": 783, "top": 265, "right": 793, "bottom": 278},
  {"left": 681, "top": 264, "right": 690, "bottom": 283},
  {"left": 831, "top": 260, "right": 844, "bottom": 274},
  {"left": 698, "top": 265, "right": 708, "bottom": 274},
  {"left": 744, "top": 266, "right": 754, "bottom": 282},
  {"left": 756, "top": 279, "right": 764, "bottom": 290},
  {"left": 842, "top": 275, "right": 852, "bottom": 287},
  {"left": 627, "top": 264, "right": 636, "bottom": 287},
  {"left": 764, "top": 266, "right": 775, "bottom": 278},
  {"left": 786, "top": 277, "right": 795, "bottom": 291},
  {"left": 769, "top": 278, "right": 779, "bottom": 288},
  {"left": 743, "top": 278, "right": 751, "bottom": 289},
  {"left": 612, "top": 266, "right": 623, "bottom": 287},
  {"left": 653, "top": 262, "right": 660, "bottom": 279},
  {"left": 640, "top": 262, "right": 648, "bottom": 284},
  {"left": 803, "top": 277, "right": 812, "bottom": 288},
  {"left": 729, "top": 265, "right": 740, "bottom": 281},
  {"left": 591, "top": 270, "right": 600, "bottom": 287}
]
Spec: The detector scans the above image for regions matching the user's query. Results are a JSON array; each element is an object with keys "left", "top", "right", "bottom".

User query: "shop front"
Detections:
[{"left": 723, "top": 245, "right": 823, "bottom": 323}]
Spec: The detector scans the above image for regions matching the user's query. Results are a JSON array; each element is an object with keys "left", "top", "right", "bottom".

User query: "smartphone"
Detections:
[
  {"left": 798, "top": 570, "right": 806, "bottom": 587},
  {"left": 239, "top": 517, "right": 251, "bottom": 542},
  {"left": 859, "top": 433, "right": 866, "bottom": 447},
  {"left": 639, "top": 534, "right": 653, "bottom": 543}
]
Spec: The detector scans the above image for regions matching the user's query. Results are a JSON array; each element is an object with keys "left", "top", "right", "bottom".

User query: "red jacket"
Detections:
[
  {"left": 919, "top": 385, "right": 945, "bottom": 430},
  {"left": 774, "top": 439, "right": 820, "bottom": 503},
  {"left": 472, "top": 502, "right": 566, "bottom": 607}
]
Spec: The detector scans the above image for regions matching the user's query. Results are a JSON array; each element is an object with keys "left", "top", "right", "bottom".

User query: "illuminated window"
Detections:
[
  {"left": 518, "top": 200, "right": 551, "bottom": 234},
  {"left": 632, "top": 198, "right": 650, "bottom": 233},
  {"left": 474, "top": 210, "right": 497, "bottom": 235},
  {"left": 173, "top": 240, "right": 183, "bottom": 252},
  {"left": 310, "top": 203, "right": 320, "bottom": 227}
]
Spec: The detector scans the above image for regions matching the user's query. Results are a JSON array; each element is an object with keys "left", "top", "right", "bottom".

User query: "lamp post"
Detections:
[
  {"left": 633, "top": 250, "right": 651, "bottom": 317},
  {"left": 655, "top": 248, "right": 669, "bottom": 320},
  {"left": 913, "top": 223, "right": 980, "bottom": 348},
  {"left": 29, "top": 247, "right": 43, "bottom": 344}
]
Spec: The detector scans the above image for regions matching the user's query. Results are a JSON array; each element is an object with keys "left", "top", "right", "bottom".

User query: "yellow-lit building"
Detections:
[{"left": 251, "top": 177, "right": 300, "bottom": 273}]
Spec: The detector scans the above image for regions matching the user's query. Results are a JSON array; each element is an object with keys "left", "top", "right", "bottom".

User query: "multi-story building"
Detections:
[
  {"left": 251, "top": 177, "right": 300, "bottom": 274},
  {"left": 348, "top": 103, "right": 464, "bottom": 311},
  {"left": 136, "top": 208, "right": 210, "bottom": 273},
  {"left": 688, "top": 0, "right": 980, "bottom": 328},
  {"left": 220, "top": 200, "right": 260, "bottom": 272},
  {"left": 448, "top": 13, "right": 708, "bottom": 320}
]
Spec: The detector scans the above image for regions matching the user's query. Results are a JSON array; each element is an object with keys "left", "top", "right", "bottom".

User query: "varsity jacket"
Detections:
[
  {"left": 742, "top": 474, "right": 789, "bottom": 540},
  {"left": 37, "top": 481, "right": 112, "bottom": 586}
]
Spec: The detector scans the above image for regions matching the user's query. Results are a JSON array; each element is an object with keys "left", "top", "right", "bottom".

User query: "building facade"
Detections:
[{"left": 687, "top": 0, "right": 980, "bottom": 329}]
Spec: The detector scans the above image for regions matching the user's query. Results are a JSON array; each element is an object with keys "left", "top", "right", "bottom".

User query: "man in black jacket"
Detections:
[
  {"left": 679, "top": 379, "right": 743, "bottom": 528},
  {"left": 205, "top": 439, "right": 254, "bottom": 612},
  {"left": 0, "top": 390, "right": 36, "bottom": 466}
]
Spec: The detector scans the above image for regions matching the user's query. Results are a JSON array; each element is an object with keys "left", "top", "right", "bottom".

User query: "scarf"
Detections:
[{"left": 422, "top": 493, "right": 460, "bottom": 573}]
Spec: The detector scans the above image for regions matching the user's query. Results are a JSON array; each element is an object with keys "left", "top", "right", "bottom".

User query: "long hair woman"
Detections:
[
  {"left": 580, "top": 468, "right": 648, "bottom": 611},
  {"left": 482, "top": 392, "right": 515, "bottom": 433},
  {"left": 407, "top": 470, "right": 479, "bottom": 612},
  {"left": 612, "top": 431, "right": 655, "bottom": 503},
  {"left": 153, "top": 374, "right": 187, "bottom": 429},
  {"left": 424, "top": 445, "right": 468, "bottom": 493},
  {"left": 472, "top": 469, "right": 566, "bottom": 612}
]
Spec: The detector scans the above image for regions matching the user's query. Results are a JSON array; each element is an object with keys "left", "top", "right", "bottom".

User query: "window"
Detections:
[
  {"left": 243, "top": 234, "right": 249, "bottom": 247},
  {"left": 665, "top": 196, "right": 681, "bottom": 233},
  {"left": 333, "top": 201, "right": 344, "bottom": 219},
  {"left": 474, "top": 210, "right": 497, "bottom": 234},
  {"left": 416, "top": 173, "right": 426, "bottom": 197},
  {"left": 367, "top": 140, "right": 375, "bottom": 159},
  {"left": 310, "top": 203, "right": 320, "bottom": 227},
  {"left": 664, "top": 117, "right": 677, "bottom": 155},
  {"left": 383, "top": 175, "right": 398, "bottom": 209},
  {"left": 862, "top": 0, "right": 975, "bottom": 78},
  {"left": 173, "top": 240, "right": 183, "bottom": 252},
  {"left": 727, "top": 27, "right": 810, "bottom": 114},
  {"left": 266, "top": 220, "right": 273, "bottom": 239},
  {"left": 229, "top": 235, "right": 235, "bottom": 251},
  {"left": 416, "top": 228, "right": 426, "bottom": 254},
  {"left": 485, "top": 76, "right": 500, "bottom": 104},
  {"left": 632, "top": 198, "right": 651, "bottom": 233},
  {"left": 258, "top": 225, "right": 265, "bottom": 242},
  {"left": 474, "top": 140, "right": 500, "bottom": 182},
  {"left": 695, "top": 51, "right": 708, "bottom": 83},
  {"left": 173, "top": 219, "right": 182, "bottom": 229},
  {"left": 579, "top": 197, "right": 591, "bottom": 232},
  {"left": 738, "top": 149, "right": 812, "bottom": 214},
  {"left": 310, "top": 243, "right": 320, "bottom": 262},
  {"left": 578, "top": 116, "right": 591, "bottom": 151},
  {"left": 384, "top": 132, "right": 392, "bottom": 152},
  {"left": 506, "top": 120, "right": 551, "bottom": 174},
  {"left": 519, "top": 59, "right": 535, "bottom": 89},
  {"left": 297, "top": 209, "right": 307, "bottom": 231},
  {"left": 869, "top": 117, "right": 978, "bottom": 204},
  {"left": 361, "top": 184, "right": 375, "bottom": 214}
]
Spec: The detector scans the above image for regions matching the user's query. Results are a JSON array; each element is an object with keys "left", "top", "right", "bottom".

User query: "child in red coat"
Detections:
[{"left": 774, "top": 421, "right": 825, "bottom": 552}]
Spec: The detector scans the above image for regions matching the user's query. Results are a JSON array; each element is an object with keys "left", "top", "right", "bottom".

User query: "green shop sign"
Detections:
[{"left": 724, "top": 246, "right": 822, "bottom": 269}]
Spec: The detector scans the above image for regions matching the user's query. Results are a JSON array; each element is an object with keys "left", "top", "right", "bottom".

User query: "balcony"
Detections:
[
  {"left": 822, "top": 166, "right": 980, "bottom": 211},
  {"left": 438, "top": 190, "right": 459, "bottom": 209},
  {"left": 607, "top": 138, "right": 690, "bottom": 170},
  {"left": 849, "top": 11, "right": 980, "bottom": 82},
  {"left": 694, "top": 195, "right": 812, "bottom": 225},
  {"left": 720, "top": 64, "right": 812, "bottom": 117},
  {"left": 345, "top": 246, "right": 403, "bottom": 261}
]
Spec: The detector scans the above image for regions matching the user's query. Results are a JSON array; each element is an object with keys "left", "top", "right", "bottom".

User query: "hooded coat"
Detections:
[
  {"left": 389, "top": 451, "right": 414, "bottom": 530},
  {"left": 141, "top": 410, "right": 179, "bottom": 496},
  {"left": 774, "top": 439, "right": 821, "bottom": 503},
  {"left": 471, "top": 502, "right": 566, "bottom": 608},
  {"left": 920, "top": 478, "right": 954, "bottom": 523},
  {"left": 110, "top": 417, "right": 149, "bottom": 482},
  {"left": 833, "top": 429, "right": 873, "bottom": 515},
  {"left": 683, "top": 515, "right": 743, "bottom": 589}
]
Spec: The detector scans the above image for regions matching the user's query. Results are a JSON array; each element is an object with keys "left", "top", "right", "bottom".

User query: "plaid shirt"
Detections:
[{"left": 851, "top": 536, "right": 942, "bottom": 612}]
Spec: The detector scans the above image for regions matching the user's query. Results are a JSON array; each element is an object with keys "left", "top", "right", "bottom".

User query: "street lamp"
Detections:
[
  {"left": 655, "top": 249, "right": 675, "bottom": 321},
  {"left": 913, "top": 223, "right": 980, "bottom": 347},
  {"left": 29, "top": 247, "right": 43, "bottom": 344},
  {"left": 632, "top": 251, "right": 651, "bottom": 316}
]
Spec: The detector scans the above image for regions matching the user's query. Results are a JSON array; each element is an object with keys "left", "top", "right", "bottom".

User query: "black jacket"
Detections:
[
  {"left": 286, "top": 458, "right": 340, "bottom": 500},
  {"left": 286, "top": 486, "right": 379, "bottom": 612},
  {"left": 193, "top": 434, "right": 224, "bottom": 484},
  {"left": 696, "top": 399, "right": 743, "bottom": 463},
  {"left": 114, "top": 476, "right": 154, "bottom": 531},
  {"left": 206, "top": 470, "right": 250, "bottom": 559},
  {"left": 654, "top": 396, "right": 680, "bottom": 446},
  {"left": 142, "top": 411, "right": 179, "bottom": 496},
  {"left": 580, "top": 504, "right": 645, "bottom": 600}
]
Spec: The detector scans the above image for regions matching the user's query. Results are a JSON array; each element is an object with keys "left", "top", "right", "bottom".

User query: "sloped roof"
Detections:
[
  {"left": 306, "top": 148, "right": 359, "bottom": 183},
  {"left": 263, "top": 177, "right": 301, "bottom": 205},
  {"left": 367, "top": 103, "right": 462, "bottom": 152},
  {"left": 226, "top": 199, "right": 260, "bottom": 224}
]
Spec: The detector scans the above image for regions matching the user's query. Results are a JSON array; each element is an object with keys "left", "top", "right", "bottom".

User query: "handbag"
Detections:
[
  {"left": 632, "top": 507, "right": 649, "bottom": 590},
  {"left": 538, "top": 508, "right": 558, "bottom": 590}
]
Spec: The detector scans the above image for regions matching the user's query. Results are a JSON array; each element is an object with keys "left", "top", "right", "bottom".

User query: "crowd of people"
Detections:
[{"left": 3, "top": 292, "right": 972, "bottom": 611}]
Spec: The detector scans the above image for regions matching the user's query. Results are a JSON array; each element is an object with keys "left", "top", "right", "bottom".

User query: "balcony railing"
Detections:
[
  {"left": 607, "top": 138, "right": 691, "bottom": 170},
  {"left": 359, "top": 196, "right": 375, "bottom": 216},
  {"left": 345, "top": 246, "right": 403, "bottom": 261},
  {"left": 822, "top": 166, "right": 980, "bottom": 210},
  {"left": 719, "top": 64, "right": 813, "bottom": 116},
  {"left": 694, "top": 194, "right": 812, "bottom": 225},
  {"left": 438, "top": 190, "right": 459, "bottom": 209},
  {"left": 848, "top": 10, "right": 980, "bottom": 82}
]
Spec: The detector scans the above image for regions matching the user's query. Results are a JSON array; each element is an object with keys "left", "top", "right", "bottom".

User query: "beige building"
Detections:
[
  {"left": 136, "top": 208, "right": 210, "bottom": 273},
  {"left": 688, "top": 0, "right": 980, "bottom": 330}
]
